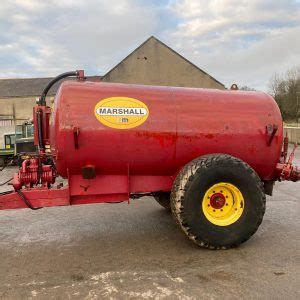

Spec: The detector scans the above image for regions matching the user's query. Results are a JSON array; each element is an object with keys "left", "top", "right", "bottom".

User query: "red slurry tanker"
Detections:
[{"left": 0, "top": 71, "right": 299, "bottom": 249}]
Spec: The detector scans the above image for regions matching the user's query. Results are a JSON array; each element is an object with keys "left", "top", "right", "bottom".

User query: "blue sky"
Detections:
[{"left": 0, "top": 0, "right": 300, "bottom": 91}]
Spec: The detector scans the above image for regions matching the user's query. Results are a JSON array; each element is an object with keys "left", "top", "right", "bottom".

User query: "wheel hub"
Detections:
[
  {"left": 210, "top": 193, "right": 225, "bottom": 209},
  {"left": 202, "top": 182, "right": 244, "bottom": 226}
]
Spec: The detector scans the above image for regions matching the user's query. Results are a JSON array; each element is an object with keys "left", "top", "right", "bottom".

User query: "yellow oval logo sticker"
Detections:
[{"left": 94, "top": 97, "right": 149, "bottom": 129}]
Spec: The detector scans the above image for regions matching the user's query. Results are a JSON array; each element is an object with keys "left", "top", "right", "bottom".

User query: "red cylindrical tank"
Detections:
[{"left": 50, "top": 81, "right": 283, "bottom": 181}]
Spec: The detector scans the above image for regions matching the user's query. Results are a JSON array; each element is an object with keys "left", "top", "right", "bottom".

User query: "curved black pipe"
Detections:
[
  {"left": 17, "top": 189, "right": 42, "bottom": 210},
  {"left": 39, "top": 70, "right": 80, "bottom": 106},
  {"left": 36, "top": 70, "right": 84, "bottom": 151}
]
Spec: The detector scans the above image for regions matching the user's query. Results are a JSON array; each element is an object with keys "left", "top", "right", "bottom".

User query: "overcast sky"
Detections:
[{"left": 1, "top": 0, "right": 300, "bottom": 91}]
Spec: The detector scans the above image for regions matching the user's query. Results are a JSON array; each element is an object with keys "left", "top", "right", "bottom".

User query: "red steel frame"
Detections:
[{"left": 0, "top": 174, "right": 173, "bottom": 210}]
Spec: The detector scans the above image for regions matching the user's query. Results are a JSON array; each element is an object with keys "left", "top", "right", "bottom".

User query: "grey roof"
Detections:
[{"left": 0, "top": 76, "right": 102, "bottom": 98}]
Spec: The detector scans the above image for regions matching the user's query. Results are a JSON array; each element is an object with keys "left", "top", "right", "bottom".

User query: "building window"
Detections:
[
  {"left": 0, "top": 115, "right": 14, "bottom": 126},
  {"left": 0, "top": 119, "right": 13, "bottom": 126}
]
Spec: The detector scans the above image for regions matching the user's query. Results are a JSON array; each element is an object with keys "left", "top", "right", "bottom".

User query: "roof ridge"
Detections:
[
  {"left": 0, "top": 75, "right": 101, "bottom": 81},
  {"left": 0, "top": 76, "right": 102, "bottom": 98},
  {"left": 0, "top": 77, "right": 54, "bottom": 81}
]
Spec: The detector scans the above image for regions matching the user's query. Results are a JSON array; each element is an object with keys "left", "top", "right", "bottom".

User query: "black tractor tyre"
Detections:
[
  {"left": 154, "top": 192, "right": 171, "bottom": 210},
  {"left": 170, "top": 154, "right": 266, "bottom": 249}
]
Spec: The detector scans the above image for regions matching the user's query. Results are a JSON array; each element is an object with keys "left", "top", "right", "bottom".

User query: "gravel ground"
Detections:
[{"left": 0, "top": 150, "right": 299, "bottom": 299}]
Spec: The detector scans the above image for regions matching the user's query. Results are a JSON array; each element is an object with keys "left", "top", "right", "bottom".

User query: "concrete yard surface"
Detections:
[{"left": 0, "top": 150, "right": 299, "bottom": 299}]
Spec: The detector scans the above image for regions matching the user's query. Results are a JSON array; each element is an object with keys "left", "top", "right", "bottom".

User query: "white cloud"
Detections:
[
  {"left": 0, "top": 0, "right": 299, "bottom": 91},
  {"left": 0, "top": 0, "right": 158, "bottom": 77},
  {"left": 166, "top": 0, "right": 300, "bottom": 90}
]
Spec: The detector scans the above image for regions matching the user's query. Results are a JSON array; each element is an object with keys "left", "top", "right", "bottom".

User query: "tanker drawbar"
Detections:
[{"left": 0, "top": 70, "right": 299, "bottom": 249}]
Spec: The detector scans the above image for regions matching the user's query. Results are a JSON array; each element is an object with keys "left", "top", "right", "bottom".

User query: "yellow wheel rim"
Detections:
[{"left": 202, "top": 182, "right": 244, "bottom": 226}]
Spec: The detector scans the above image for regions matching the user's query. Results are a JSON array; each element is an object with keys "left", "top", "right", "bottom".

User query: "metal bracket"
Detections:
[
  {"left": 73, "top": 126, "right": 80, "bottom": 149},
  {"left": 266, "top": 124, "right": 278, "bottom": 146}
]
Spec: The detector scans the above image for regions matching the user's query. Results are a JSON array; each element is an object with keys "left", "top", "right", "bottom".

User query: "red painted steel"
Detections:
[
  {"left": 51, "top": 81, "right": 283, "bottom": 182},
  {"left": 2, "top": 78, "right": 299, "bottom": 211},
  {"left": 0, "top": 188, "right": 69, "bottom": 210},
  {"left": 12, "top": 158, "right": 55, "bottom": 190}
]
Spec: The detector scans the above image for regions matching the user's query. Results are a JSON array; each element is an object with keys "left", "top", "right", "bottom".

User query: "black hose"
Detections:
[
  {"left": 0, "top": 191, "right": 13, "bottom": 196},
  {"left": 39, "top": 71, "right": 79, "bottom": 106},
  {"left": 37, "top": 70, "right": 82, "bottom": 150},
  {"left": 0, "top": 157, "right": 16, "bottom": 171},
  {"left": 16, "top": 189, "right": 42, "bottom": 210},
  {"left": 0, "top": 164, "right": 6, "bottom": 172},
  {"left": 36, "top": 109, "right": 44, "bottom": 151},
  {"left": 0, "top": 177, "right": 13, "bottom": 186}
]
